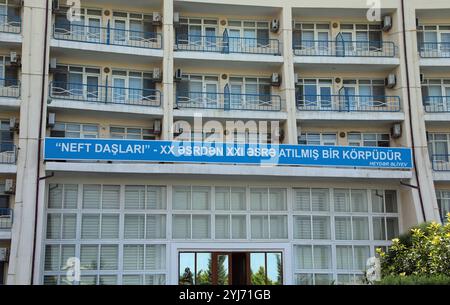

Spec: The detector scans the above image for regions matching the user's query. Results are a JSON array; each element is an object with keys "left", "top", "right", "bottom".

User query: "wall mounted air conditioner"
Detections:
[
  {"left": 152, "top": 12, "right": 162, "bottom": 26},
  {"left": 270, "top": 19, "right": 280, "bottom": 33},
  {"left": 271, "top": 73, "right": 281, "bottom": 86},
  {"left": 47, "top": 112, "right": 56, "bottom": 128},
  {"left": 4, "top": 179, "right": 15, "bottom": 195},
  {"left": 391, "top": 123, "right": 402, "bottom": 139},
  {"left": 382, "top": 15, "right": 392, "bottom": 32},
  {"left": 173, "top": 12, "right": 180, "bottom": 24},
  {"left": 153, "top": 68, "right": 162, "bottom": 82},
  {"left": 174, "top": 68, "right": 183, "bottom": 82},
  {"left": 294, "top": 73, "right": 299, "bottom": 85},
  {"left": 385, "top": 73, "right": 396, "bottom": 89},
  {"left": 9, "top": 117, "right": 18, "bottom": 132},
  {"left": 153, "top": 120, "right": 162, "bottom": 135},
  {"left": 0, "top": 248, "right": 9, "bottom": 262}
]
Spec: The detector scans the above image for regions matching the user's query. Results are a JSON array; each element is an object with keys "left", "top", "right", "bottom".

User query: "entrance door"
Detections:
[{"left": 178, "top": 251, "right": 282, "bottom": 285}]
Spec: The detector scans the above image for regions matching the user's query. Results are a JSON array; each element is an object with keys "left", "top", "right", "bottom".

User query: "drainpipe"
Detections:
[
  {"left": 400, "top": 0, "right": 426, "bottom": 221},
  {"left": 30, "top": 0, "right": 50, "bottom": 284}
]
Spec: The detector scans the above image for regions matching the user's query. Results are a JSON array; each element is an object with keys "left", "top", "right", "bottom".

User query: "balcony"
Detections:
[
  {"left": 296, "top": 94, "right": 401, "bottom": 112},
  {"left": 423, "top": 96, "right": 450, "bottom": 112},
  {"left": 293, "top": 39, "right": 397, "bottom": 58},
  {"left": 175, "top": 34, "right": 280, "bottom": 56},
  {"left": 419, "top": 42, "right": 450, "bottom": 58},
  {"left": 52, "top": 23, "right": 162, "bottom": 49},
  {"left": 0, "top": 208, "right": 13, "bottom": 230},
  {"left": 49, "top": 82, "right": 162, "bottom": 108},
  {"left": 0, "top": 144, "right": 16, "bottom": 165},
  {"left": 176, "top": 91, "right": 282, "bottom": 112},
  {"left": 0, "top": 12, "right": 21, "bottom": 34},
  {"left": 0, "top": 78, "right": 20, "bottom": 98}
]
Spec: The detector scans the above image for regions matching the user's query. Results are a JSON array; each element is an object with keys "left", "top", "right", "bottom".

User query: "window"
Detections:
[
  {"left": 228, "top": 20, "right": 270, "bottom": 48},
  {"left": 110, "top": 126, "right": 156, "bottom": 140},
  {"left": 176, "top": 74, "right": 219, "bottom": 107},
  {"left": 293, "top": 188, "right": 399, "bottom": 285},
  {"left": 427, "top": 133, "right": 450, "bottom": 163},
  {"left": 0, "top": 55, "right": 19, "bottom": 86},
  {"left": 111, "top": 70, "right": 156, "bottom": 104},
  {"left": 338, "top": 23, "right": 383, "bottom": 53},
  {"left": 296, "top": 79, "right": 333, "bottom": 109},
  {"left": 421, "top": 78, "right": 450, "bottom": 111},
  {"left": 175, "top": 17, "right": 218, "bottom": 47},
  {"left": 112, "top": 11, "right": 156, "bottom": 42},
  {"left": 229, "top": 76, "right": 272, "bottom": 107},
  {"left": 417, "top": 24, "right": 450, "bottom": 53},
  {"left": 298, "top": 133, "right": 337, "bottom": 146},
  {"left": 436, "top": 190, "right": 450, "bottom": 223},
  {"left": 293, "top": 23, "right": 331, "bottom": 53},
  {"left": 0, "top": 119, "right": 13, "bottom": 152},
  {"left": 52, "top": 65, "right": 101, "bottom": 100},
  {"left": 347, "top": 132, "right": 390, "bottom": 147},
  {"left": 50, "top": 122, "right": 99, "bottom": 138},
  {"left": 44, "top": 184, "right": 167, "bottom": 285}
]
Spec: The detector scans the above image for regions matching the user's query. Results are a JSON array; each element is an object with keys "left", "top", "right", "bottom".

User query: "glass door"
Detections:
[
  {"left": 229, "top": 29, "right": 241, "bottom": 53},
  {"left": 205, "top": 81, "right": 218, "bottom": 108},
  {"left": 86, "top": 75, "right": 99, "bottom": 101},
  {"left": 87, "top": 17, "right": 101, "bottom": 43},
  {"left": 113, "top": 19, "right": 126, "bottom": 43},
  {"left": 112, "top": 77, "right": 126, "bottom": 103}
]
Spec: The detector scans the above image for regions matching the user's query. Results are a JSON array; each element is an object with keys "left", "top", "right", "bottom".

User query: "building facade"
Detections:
[{"left": 0, "top": 0, "right": 449, "bottom": 285}]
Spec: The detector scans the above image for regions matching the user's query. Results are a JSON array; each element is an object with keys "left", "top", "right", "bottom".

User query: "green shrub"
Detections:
[
  {"left": 376, "top": 274, "right": 450, "bottom": 285},
  {"left": 377, "top": 213, "right": 450, "bottom": 278}
]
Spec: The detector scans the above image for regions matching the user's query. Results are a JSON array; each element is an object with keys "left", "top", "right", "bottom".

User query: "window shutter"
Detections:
[
  {"left": 270, "top": 215, "right": 287, "bottom": 239},
  {"left": 313, "top": 245, "right": 331, "bottom": 269},
  {"left": 294, "top": 189, "right": 310, "bottom": 211},
  {"left": 251, "top": 215, "right": 268, "bottom": 239},
  {"left": 146, "top": 215, "right": 166, "bottom": 239},
  {"left": 122, "top": 275, "right": 143, "bottom": 285},
  {"left": 354, "top": 246, "right": 370, "bottom": 270},
  {"left": 269, "top": 189, "right": 287, "bottom": 211},
  {"left": 295, "top": 245, "right": 313, "bottom": 269},
  {"left": 46, "top": 214, "right": 62, "bottom": 239},
  {"left": 230, "top": 188, "right": 246, "bottom": 210},
  {"left": 192, "top": 215, "right": 210, "bottom": 239},
  {"left": 336, "top": 246, "right": 353, "bottom": 270},
  {"left": 125, "top": 186, "right": 145, "bottom": 209},
  {"left": 215, "top": 188, "right": 229, "bottom": 210},
  {"left": 64, "top": 184, "right": 78, "bottom": 209},
  {"left": 231, "top": 215, "right": 246, "bottom": 239},
  {"left": 147, "top": 186, "right": 166, "bottom": 209},
  {"left": 81, "top": 214, "right": 100, "bottom": 239},
  {"left": 173, "top": 186, "right": 191, "bottom": 210},
  {"left": 373, "top": 217, "right": 386, "bottom": 240},
  {"left": 101, "top": 214, "right": 119, "bottom": 239},
  {"left": 123, "top": 245, "right": 144, "bottom": 270},
  {"left": 80, "top": 245, "right": 99, "bottom": 270},
  {"left": 60, "top": 245, "right": 75, "bottom": 271},
  {"left": 100, "top": 245, "right": 118, "bottom": 270},
  {"left": 192, "top": 187, "right": 210, "bottom": 210},
  {"left": 62, "top": 214, "right": 77, "bottom": 239},
  {"left": 145, "top": 274, "right": 165, "bottom": 285},
  {"left": 172, "top": 215, "right": 190, "bottom": 239},
  {"left": 294, "top": 216, "right": 311, "bottom": 239},
  {"left": 145, "top": 244, "right": 165, "bottom": 270},
  {"left": 250, "top": 188, "right": 268, "bottom": 211},
  {"left": 83, "top": 185, "right": 101, "bottom": 209},
  {"left": 44, "top": 245, "right": 60, "bottom": 271},
  {"left": 124, "top": 214, "right": 145, "bottom": 239},
  {"left": 48, "top": 184, "right": 63, "bottom": 209},
  {"left": 102, "top": 185, "right": 120, "bottom": 209},
  {"left": 312, "top": 216, "right": 330, "bottom": 240},
  {"left": 352, "top": 217, "right": 369, "bottom": 240},
  {"left": 215, "top": 215, "right": 230, "bottom": 239},
  {"left": 334, "top": 189, "right": 350, "bottom": 212},
  {"left": 311, "top": 189, "right": 329, "bottom": 211},
  {"left": 335, "top": 216, "right": 352, "bottom": 240}
]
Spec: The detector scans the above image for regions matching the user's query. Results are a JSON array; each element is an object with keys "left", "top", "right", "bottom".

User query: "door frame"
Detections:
[{"left": 170, "top": 242, "right": 291, "bottom": 285}]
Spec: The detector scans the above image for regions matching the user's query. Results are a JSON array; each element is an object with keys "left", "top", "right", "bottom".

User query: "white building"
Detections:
[{"left": 0, "top": 0, "right": 448, "bottom": 285}]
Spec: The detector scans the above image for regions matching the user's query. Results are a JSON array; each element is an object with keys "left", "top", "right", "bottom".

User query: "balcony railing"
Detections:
[
  {"left": 293, "top": 39, "right": 397, "bottom": 57},
  {"left": 53, "top": 23, "right": 162, "bottom": 49},
  {"left": 0, "top": 13, "right": 21, "bottom": 34},
  {"left": 175, "top": 34, "right": 281, "bottom": 55},
  {"left": 49, "top": 82, "right": 162, "bottom": 107},
  {"left": 432, "top": 155, "right": 450, "bottom": 171},
  {"left": 418, "top": 42, "right": 450, "bottom": 58},
  {"left": 296, "top": 94, "right": 401, "bottom": 112},
  {"left": 0, "top": 143, "right": 16, "bottom": 164},
  {"left": 423, "top": 96, "right": 450, "bottom": 112},
  {"left": 176, "top": 91, "right": 282, "bottom": 111},
  {"left": 0, "top": 78, "right": 20, "bottom": 98},
  {"left": 0, "top": 208, "right": 13, "bottom": 230}
]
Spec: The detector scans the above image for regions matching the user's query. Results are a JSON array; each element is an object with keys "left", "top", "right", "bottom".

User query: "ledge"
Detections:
[
  {"left": 0, "top": 97, "right": 20, "bottom": 109},
  {"left": 296, "top": 111, "right": 405, "bottom": 122},
  {"left": 294, "top": 56, "right": 400, "bottom": 68},
  {"left": 174, "top": 51, "right": 284, "bottom": 64},
  {"left": 0, "top": 230, "right": 11, "bottom": 240},
  {"left": 0, "top": 164, "right": 17, "bottom": 174},
  {"left": 45, "top": 162, "right": 412, "bottom": 180},
  {"left": 173, "top": 108, "right": 288, "bottom": 120}
]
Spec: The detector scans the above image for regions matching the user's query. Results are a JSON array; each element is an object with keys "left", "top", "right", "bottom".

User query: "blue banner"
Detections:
[{"left": 43, "top": 138, "right": 413, "bottom": 169}]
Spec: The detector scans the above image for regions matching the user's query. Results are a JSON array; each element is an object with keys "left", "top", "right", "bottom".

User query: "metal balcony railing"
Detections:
[
  {"left": 0, "top": 208, "right": 13, "bottom": 230},
  {"left": 418, "top": 42, "right": 450, "bottom": 58},
  {"left": 0, "top": 143, "right": 16, "bottom": 164},
  {"left": 0, "top": 78, "right": 20, "bottom": 98},
  {"left": 296, "top": 94, "right": 401, "bottom": 112},
  {"left": 432, "top": 154, "right": 450, "bottom": 171},
  {"left": 293, "top": 39, "right": 397, "bottom": 57},
  {"left": 175, "top": 34, "right": 281, "bottom": 55},
  {"left": 0, "top": 12, "right": 21, "bottom": 33},
  {"left": 176, "top": 91, "right": 282, "bottom": 111},
  {"left": 49, "top": 81, "right": 162, "bottom": 107},
  {"left": 53, "top": 23, "right": 162, "bottom": 49},
  {"left": 423, "top": 96, "right": 450, "bottom": 113}
]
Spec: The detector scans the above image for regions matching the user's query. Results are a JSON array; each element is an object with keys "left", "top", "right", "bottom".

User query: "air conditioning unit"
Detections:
[
  {"left": 382, "top": 15, "right": 392, "bottom": 32},
  {"left": 153, "top": 120, "right": 162, "bottom": 135},
  {"left": 9, "top": 117, "right": 19, "bottom": 132},
  {"left": 47, "top": 112, "right": 56, "bottom": 128},
  {"left": 420, "top": 73, "right": 425, "bottom": 83},
  {"left": 294, "top": 73, "right": 299, "bottom": 85},
  {"left": 52, "top": 0, "right": 60, "bottom": 12},
  {"left": 391, "top": 123, "right": 402, "bottom": 139},
  {"left": 0, "top": 248, "right": 9, "bottom": 262},
  {"left": 270, "top": 19, "right": 280, "bottom": 33},
  {"left": 173, "top": 12, "right": 180, "bottom": 24},
  {"left": 49, "top": 58, "right": 58, "bottom": 73},
  {"left": 10, "top": 52, "right": 18, "bottom": 63},
  {"left": 4, "top": 179, "right": 15, "bottom": 195},
  {"left": 153, "top": 68, "right": 162, "bottom": 82},
  {"left": 271, "top": 73, "right": 281, "bottom": 86},
  {"left": 152, "top": 12, "right": 162, "bottom": 26},
  {"left": 385, "top": 73, "right": 396, "bottom": 89},
  {"left": 174, "top": 68, "right": 183, "bottom": 82}
]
